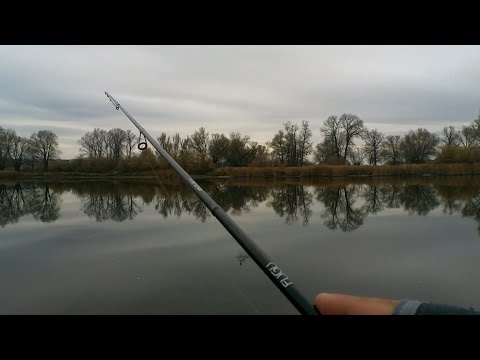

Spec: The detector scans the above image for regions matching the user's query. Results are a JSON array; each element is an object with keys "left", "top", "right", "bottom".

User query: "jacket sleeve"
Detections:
[{"left": 393, "top": 299, "right": 480, "bottom": 315}]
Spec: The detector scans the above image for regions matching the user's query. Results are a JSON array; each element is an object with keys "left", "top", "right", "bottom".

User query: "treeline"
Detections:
[
  {"left": 68, "top": 110, "right": 480, "bottom": 174},
  {"left": 67, "top": 127, "right": 270, "bottom": 174},
  {"left": 0, "top": 127, "right": 60, "bottom": 171},
  {"left": 313, "top": 114, "right": 480, "bottom": 165},
  {"left": 78, "top": 127, "right": 269, "bottom": 169},
  {"left": 2, "top": 110, "right": 480, "bottom": 174}
]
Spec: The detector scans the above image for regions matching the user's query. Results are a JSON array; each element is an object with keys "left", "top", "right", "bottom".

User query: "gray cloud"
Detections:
[{"left": 1, "top": 45, "right": 479, "bottom": 159}]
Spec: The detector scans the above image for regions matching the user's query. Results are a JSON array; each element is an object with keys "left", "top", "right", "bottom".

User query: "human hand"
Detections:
[{"left": 315, "top": 293, "right": 400, "bottom": 315}]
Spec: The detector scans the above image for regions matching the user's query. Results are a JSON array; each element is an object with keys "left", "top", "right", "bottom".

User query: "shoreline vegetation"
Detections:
[
  {"left": 3, "top": 163, "right": 480, "bottom": 180},
  {"left": 3, "top": 115, "right": 480, "bottom": 182}
]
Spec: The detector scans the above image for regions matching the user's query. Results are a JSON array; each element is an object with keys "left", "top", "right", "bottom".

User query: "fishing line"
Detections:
[{"left": 137, "top": 131, "right": 170, "bottom": 200}]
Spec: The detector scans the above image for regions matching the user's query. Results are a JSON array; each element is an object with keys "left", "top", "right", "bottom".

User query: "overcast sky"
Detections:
[{"left": 1, "top": 45, "right": 479, "bottom": 159}]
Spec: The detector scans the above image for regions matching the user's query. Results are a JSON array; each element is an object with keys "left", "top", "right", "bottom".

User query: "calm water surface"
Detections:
[{"left": 2, "top": 176, "right": 480, "bottom": 314}]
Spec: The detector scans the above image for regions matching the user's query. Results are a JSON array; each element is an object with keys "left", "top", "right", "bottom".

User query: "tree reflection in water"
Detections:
[
  {"left": 315, "top": 185, "right": 365, "bottom": 231},
  {"left": 397, "top": 184, "right": 439, "bottom": 216},
  {"left": 81, "top": 192, "right": 141, "bottom": 222},
  {"left": 154, "top": 190, "right": 208, "bottom": 222},
  {"left": 379, "top": 184, "right": 402, "bottom": 209},
  {"left": 4, "top": 178, "right": 480, "bottom": 235},
  {"left": 462, "top": 196, "right": 480, "bottom": 234},
  {"left": 362, "top": 185, "right": 384, "bottom": 215},
  {"left": 70, "top": 180, "right": 269, "bottom": 223},
  {"left": 435, "top": 185, "right": 471, "bottom": 216},
  {"left": 0, "top": 183, "right": 61, "bottom": 227},
  {"left": 30, "top": 184, "right": 61, "bottom": 223},
  {"left": 267, "top": 184, "right": 313, "bottom": 225},
  {"left": 236, "top": 253, "right": 249, "bottom": 266},
  {"left": 314, "top": 182, "right": 454, "bottom": 232}
]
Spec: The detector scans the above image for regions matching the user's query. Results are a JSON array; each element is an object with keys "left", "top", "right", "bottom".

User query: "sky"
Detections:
[{"left": 1, "top": 45, "right": 479, "bottom": 159}]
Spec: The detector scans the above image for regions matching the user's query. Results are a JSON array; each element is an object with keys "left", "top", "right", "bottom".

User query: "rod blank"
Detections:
[{"left": 105, "top": 91, "right": 319, "bottom": 315}]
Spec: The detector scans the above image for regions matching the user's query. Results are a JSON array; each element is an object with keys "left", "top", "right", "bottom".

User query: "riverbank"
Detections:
[{"left": 2, "top": 163, "right": 480, "bottom": 179}]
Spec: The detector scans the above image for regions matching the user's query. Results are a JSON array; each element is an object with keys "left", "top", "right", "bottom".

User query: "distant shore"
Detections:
[{"left": 2, "top": 163, "right": 480, "bottom": 180}]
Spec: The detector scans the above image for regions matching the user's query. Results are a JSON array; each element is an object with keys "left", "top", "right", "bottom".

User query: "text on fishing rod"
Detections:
[{"left": 266, "top": 262, "right": 293, "bottom": 288}]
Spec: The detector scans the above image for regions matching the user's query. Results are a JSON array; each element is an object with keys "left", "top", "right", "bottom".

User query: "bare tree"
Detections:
[
  {"left": 225, "top": 132, "right": 252, "bottom": 167},
  {"left": 30, "top": 130, "right": 61, "bottom": 171},
  {"left": 0, "top": 127, "right": 6, "bottom": 170},
  {"left": 157, "top": 132, "right": 172, "bottom": 154},
  {"left": 318, "top": 114, "right": 364, "bottom": 163},
  {"left": 106, "top": 128, "right": 127, "bottom": 158},
  {"left": 125, "top": 130, "right": 137, "bottom": 159},
  {"left": 319, "top": 115, "right": 344, "bottom": 160},
  {"left": 297, "top": 120, "right": 313, "bottom": 165},
  {"left": 440, "top": 126, "right": 460, "bottom": 147},
  {"left": 363, "top": 128, "right": 384, "bottom": 165},
  {"left": 0, "top": 127, "right": 15, "bottom": 170},
  {"left": 314, "top": 137, "right": 339, "bottom": 163},
  {"left": 249, "top": 143, "right": 270, "bottom": 166},
  {"left": 79, "top": 128, "right": 107, "bottom": 158},
  {"left": 284, "top": 122, "right": 299, "bottom": 166},
  {"left": 178, "top": 136, "right": 193, "bottom": 166},
  {"left": 157, "top": 132, "right": 184, "bottom": 162},
  {"left": 459, "top": 125, "right": 478, "bottom": 149},
  {"left": 348, "top": 147, "right": 366, "bottom": 165},
  {"left": 381, "top": 135, "right": 402, "bottom": 165},
  {"left": 340, "top": 114, "right": 365, "bottom": 162},
  {"left": 209, "top": 133, "right": 230, "bottom": 166},
  {"left": 190, "top": 127, "right": 210, "bottom": 163},
  {"left": 400, "top": 128, "right": 439, "bottom": 164},
  {"left": 25, "top": 141, "right": 40, "bottom": 171},
  {"left": 268, "top": 120, "right": 312, "bottom": 166},
  {"left": 267, "top": 130, "right": 287, "bottom": 165},
  {"left": 171, "top": 133, "right": 182, "bottom": 160},
  {"left": 9, "top": 134, "right": 30, "bottom": 171},
  {"left": 471, "top": 111, "right": 480, "bottom": 141}
]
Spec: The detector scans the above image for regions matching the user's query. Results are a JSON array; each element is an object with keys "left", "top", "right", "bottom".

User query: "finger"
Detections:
[{"left": 315, "top": 293, "right": 400, "bottom": 315}]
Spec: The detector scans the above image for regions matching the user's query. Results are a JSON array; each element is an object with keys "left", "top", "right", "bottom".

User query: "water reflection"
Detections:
[
  {"left": 3, "top": 178, "right": 480, "bottom": 234},
  {"left": 379, "top": 184, "right": 402, "bottom": 209},
  {"left": 154, "top": 190, "right": 208, "bottom": 221},
  {"left": 315, "top": 185, "right": 365, "bottom": 231},
  {"left": 435, "top": 185, "right": 475, "bottom": 216},
  {"left": 236, "top": 253, "right": 249, "bottom": 266},
  {"left": 81, "top": 193, "right": 141, "bottom": 222},
  {"left": 69, "top": 182, "right": 142, "bottom": 222},
  {"left": 267, "top": 185, "right": 313, "bottom": 225},
  {"left": 0, "top": 183, "right": 61, "bottom": 227},
  {"left": 362, "top": 185, "right": 384, "bottom": 215},
  {"left": 152, "top": 183, "right": 270, "bottom": 222},
  {"left": 397, "top": 185, "right": 440, "bottom": 216}
]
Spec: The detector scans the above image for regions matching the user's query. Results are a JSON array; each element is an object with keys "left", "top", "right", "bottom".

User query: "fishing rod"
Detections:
[{"left": 105, "top": 91, "right": 320, "bottom": 315}]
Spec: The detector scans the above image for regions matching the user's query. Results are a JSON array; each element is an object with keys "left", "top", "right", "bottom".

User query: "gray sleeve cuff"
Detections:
[
  {"left": 393, "top": 299, "right": 422, "bottom": 315},
  {"left": 393, "top": 299, "right": 480, "bottom": 315}
]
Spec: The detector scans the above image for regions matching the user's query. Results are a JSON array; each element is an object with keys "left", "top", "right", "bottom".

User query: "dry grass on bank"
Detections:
[
  {"left": 3, "top": 163, "right": 480, "bottom": 179},
  {"left": 211, "top": 163, "right": 480, "bottom": 178}
]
